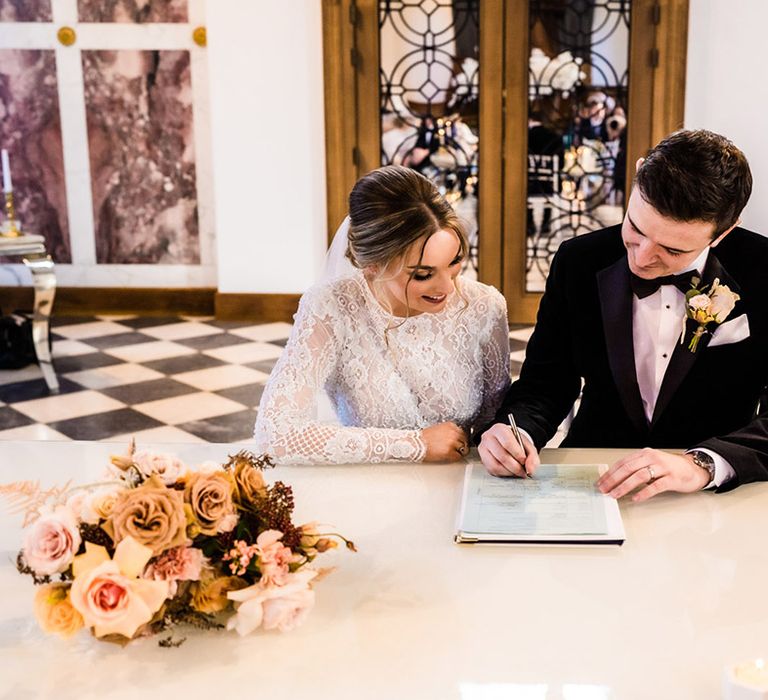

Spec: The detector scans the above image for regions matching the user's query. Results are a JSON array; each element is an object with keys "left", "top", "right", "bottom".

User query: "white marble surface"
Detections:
[{"left": 1, "top": 441, "right": 767, "bottom": 700}]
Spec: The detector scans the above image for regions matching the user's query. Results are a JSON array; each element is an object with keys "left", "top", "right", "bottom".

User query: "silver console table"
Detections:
[{"left": 0, "top": 233, "right": 59, "bottom": 393}]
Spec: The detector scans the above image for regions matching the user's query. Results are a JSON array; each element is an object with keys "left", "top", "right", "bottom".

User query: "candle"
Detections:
[
  {"left": 1, "top": 149, "right": 11, "bottom": 193},
  {"left": 724, "top": 658, "right": 768, "bottom": 699}
]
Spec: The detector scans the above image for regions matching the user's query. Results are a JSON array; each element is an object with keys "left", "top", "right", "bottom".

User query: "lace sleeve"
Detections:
[
  {"left": 473, "top": 290, "right": 511, "bottom": 431},
  {"left": 254, "top": 287, "right": 426, "bottom": 464}
]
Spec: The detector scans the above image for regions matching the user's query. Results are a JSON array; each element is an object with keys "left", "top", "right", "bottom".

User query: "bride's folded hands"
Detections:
[{"left": 421, "top": 422, "right": 469, "bottom": 462}]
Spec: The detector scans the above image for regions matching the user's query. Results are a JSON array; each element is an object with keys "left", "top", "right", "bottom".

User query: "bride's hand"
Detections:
[{"left": 421, "top": 422, "right": 469, "bottom": 462}]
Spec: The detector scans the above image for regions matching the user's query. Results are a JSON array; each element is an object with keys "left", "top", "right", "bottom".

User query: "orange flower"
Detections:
[{"left": 33, "top": 583, "right": 84, "bottom": 639}]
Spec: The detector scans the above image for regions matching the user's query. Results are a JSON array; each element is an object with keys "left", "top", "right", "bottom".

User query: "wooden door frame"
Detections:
[
  {"left": 321, "top": 0, "right": 505, "bottom": 289},
  {"left": 322, "top": 0, "right": 689, "bottom": 321},
  {"left": 504, "top": 0, "right": 690, "bottom": 323}
]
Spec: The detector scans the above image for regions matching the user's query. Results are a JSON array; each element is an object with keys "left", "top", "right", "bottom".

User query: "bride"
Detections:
[{"left": 254, "top": 165, "right": 510, "bottom": 464}]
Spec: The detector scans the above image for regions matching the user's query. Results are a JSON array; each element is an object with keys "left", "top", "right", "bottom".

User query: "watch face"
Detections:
[{"left": 692, "top": 451, "right": 715, "bottom": 476}]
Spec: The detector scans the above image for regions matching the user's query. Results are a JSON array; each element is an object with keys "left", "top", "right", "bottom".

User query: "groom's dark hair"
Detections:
[{"left": 635, "top": 129, "right": 752, "bottom": 237}]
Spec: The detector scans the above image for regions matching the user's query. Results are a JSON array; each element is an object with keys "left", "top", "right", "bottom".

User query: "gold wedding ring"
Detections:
[{"left": 646, "top": 466, "right": 655, "bottom": 482}]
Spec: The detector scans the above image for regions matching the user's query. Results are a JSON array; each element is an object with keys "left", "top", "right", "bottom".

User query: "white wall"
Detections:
[
  {"left": 685, "top": 0, "right": 768, "bottom": 234},
  {"left": 207, "top": 1, "right": 327, "bottom": 294}
]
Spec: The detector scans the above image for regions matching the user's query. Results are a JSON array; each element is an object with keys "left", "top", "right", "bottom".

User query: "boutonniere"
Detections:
[{"left": 682, "top": 277, "right": 741, "bottom": 352}]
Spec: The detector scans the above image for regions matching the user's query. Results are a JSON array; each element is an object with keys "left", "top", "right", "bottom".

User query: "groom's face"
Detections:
[{"left": 621, "top": 188, "right": 719, "bottom": 278}]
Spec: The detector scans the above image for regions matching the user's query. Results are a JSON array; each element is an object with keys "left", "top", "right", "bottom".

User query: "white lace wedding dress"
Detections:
[{"left": 254, "top": 270, "right": 510, "bottom": 464}]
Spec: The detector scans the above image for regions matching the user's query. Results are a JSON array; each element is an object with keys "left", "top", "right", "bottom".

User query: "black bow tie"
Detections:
[{"left": 629, "top": 270, "right": 699, "bottom": 299}]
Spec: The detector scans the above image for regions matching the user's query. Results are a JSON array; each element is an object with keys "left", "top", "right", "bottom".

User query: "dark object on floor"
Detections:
[{"left": 0, "top": 311, "right": 37, "bottom": 369}]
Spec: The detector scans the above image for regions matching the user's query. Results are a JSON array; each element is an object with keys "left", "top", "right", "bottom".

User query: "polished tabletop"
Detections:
[{"left": 0, "top": 440, "right": 766, "bottom": 700}]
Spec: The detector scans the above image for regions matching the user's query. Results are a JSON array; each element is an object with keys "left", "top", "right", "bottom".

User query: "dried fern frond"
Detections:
[
  {"left": 0, "top": 480, "right": 74, "bottom": 527},
  {"left": 223, "top": 450, "right": 275, "bottom": 472}
]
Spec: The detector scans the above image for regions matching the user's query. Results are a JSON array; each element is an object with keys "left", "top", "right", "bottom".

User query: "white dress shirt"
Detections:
[{"left": 632, "top": 248, "right": 735, "bottom": 488}]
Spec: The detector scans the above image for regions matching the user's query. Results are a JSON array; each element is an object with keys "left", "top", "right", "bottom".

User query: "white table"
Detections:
[
  {"left": 1, "top": 441, "right": 767, "bottom": 700},
  {"left": 0, "top": 233, "right": 58, "bottom": 392}
]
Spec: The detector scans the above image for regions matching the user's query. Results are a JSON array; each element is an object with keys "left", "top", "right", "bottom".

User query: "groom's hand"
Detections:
[
  {"left": 478, "top": 424, "right": 540, "bottom": 478},
  {"left": 597, "top": 448, "right": 711, "bottom": 502}
]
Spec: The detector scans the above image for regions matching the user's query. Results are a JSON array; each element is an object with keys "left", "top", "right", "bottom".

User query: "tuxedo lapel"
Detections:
[
  {"left": 597, "top": 257, "right": 648, "bottom": 434},
  {"left": 651, "top": 251, "right": 741, "bottom": 425}
]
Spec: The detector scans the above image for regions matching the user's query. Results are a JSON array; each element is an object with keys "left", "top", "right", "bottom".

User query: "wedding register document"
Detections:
[{"left": 455, "top": 462, "right": 625, "bottom": 545}]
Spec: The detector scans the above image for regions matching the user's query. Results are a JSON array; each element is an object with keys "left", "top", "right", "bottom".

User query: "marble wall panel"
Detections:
[
  {"left": 0, "top": 0, "right": 52, "bottom": 21},
  {"left": 0, "top": 50, "right": 71, "bottom": 262},
  {"left": 82, "top": 50, "right": 199, "bottom": 264},
  {"left": 78, "top": 0, "right": 187, "bottom": 23}
]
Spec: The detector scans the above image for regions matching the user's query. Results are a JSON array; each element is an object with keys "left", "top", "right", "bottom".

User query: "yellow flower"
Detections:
[{"left": 190, "top": 572, "right": 248, "bottom": 613}]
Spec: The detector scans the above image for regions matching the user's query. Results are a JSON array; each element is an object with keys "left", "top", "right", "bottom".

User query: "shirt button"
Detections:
[
  {"left": 662, "top": 353, "right": 668, "bottom": 359},
  {"left": 665, "top": 304, "right": 671, "bottom": 309}
]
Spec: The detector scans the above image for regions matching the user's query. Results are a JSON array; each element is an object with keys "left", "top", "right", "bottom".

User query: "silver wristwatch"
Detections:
[{"left": 689, "top": 450, "right": 716, "bottom": 484}]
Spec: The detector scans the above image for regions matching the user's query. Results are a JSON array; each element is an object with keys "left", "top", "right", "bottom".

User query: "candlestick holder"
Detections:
[{"left": 1, "top": 191, "right": 22, "bottom": 238}]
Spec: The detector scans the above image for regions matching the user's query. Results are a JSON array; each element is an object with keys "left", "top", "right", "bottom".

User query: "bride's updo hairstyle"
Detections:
[{"left": 346, "top": 165, "right": 467, "bottom": 277}]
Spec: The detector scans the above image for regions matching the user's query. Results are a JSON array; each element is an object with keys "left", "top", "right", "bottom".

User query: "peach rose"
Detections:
[
  {"left": 69, "top": 537, "right": 169, "bottom": 639},
  {"left": 184, "top": 470, "right": 237, "bottom": 536},
  {"left": 190, "top": 572, "right": 248, "bottom": 614},
  {"left": 226, "top": 568, "right": 318, "bottom": 636},
  {"left": 23, "top": 506, "right": 82, "bottom": 576},
  {"left": 106, "top": 475, "right": 188, "bottom": 556},
  {"left": 33, "top": 583, "right": 84, "bottom": 639}
]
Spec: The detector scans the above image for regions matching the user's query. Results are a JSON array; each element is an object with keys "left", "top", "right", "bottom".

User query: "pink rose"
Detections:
[
  {"left": 143, "top": 545, "right": 204, "bottom": 597},
  {"left": 262, "top": 587, "right": 316, "bottom": 632},
  {"left": 226, "top": 569, "right": 318, "bottom": 636},
  {"left": 255, "top": 530, "right": 297, "bottom": 586},
  {"left": 23, "top": 506, "right": 82, "bottom": 576},
  {"left": 69, "top": 537, "right": 169, "bottom": 639}
]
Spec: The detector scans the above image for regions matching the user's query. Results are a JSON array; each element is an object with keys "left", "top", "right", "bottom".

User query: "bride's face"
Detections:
[{"left": 377, "top": 228, "right": 464, "bottom": 316}]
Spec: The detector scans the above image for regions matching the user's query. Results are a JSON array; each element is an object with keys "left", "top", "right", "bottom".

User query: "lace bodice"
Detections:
[{"left": 254, "top": 271, "right": 510, "bottom": 464}]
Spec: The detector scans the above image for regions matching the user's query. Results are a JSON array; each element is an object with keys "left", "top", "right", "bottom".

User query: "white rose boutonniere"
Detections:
[{"left": 683, "top": 277, "right": 741, "bottom": 352}]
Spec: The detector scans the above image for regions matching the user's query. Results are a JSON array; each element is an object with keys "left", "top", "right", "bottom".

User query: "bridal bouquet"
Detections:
[{"left": 4, "top": 442, "right": 354, "bottom": 645}]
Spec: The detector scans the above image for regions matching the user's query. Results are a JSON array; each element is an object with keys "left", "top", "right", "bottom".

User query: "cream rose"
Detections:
[
  {"left": 226, "top": 569, "right": 318, "bottom": 636},
  {"left": 106, "top": 475, "right": 188, "bottom": 556},
  {"left": 69, "top": 537, "right": 169, "bottom": 639},
  {"left": 33, "top": 583, "right": 84, "bottom": 639},
  {"left": 133, "top": 451, "right": 186, "bottom": 486},
  {"left": 23, "top": 506, "right": 82, "bottom": 576},
  {"left": 687, "top": 293, "right": 711, "bottom": 311},
  {"left": 709, "top": 283, "right": 740, "bottom": 321},
  {"left": 184, "top": 470, "right": 237, "bottom": 536},
  {"left": 91, "top": 489, "right": 121, "bottom": 521}
]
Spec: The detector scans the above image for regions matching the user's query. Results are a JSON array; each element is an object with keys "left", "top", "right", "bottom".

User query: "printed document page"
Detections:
[{"left": 456, "top": 463, "right": 625, "bottom": 543}]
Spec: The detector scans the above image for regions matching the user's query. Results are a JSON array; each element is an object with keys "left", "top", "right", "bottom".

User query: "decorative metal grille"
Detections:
[
  {"left": 526, "top": 0, "right": 630, "bottom": 291},
  {"left": 379, "top": 0, "right": 480, "bottom": 277}
]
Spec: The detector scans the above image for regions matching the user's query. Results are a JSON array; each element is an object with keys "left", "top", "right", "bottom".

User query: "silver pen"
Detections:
[{"left": 507, "top": 413, "right": 530, "bottom": 477}]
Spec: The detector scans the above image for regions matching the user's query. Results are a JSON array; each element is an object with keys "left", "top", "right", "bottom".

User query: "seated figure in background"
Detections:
[{"left": 254, "top": 165, "right": 510, "bottom": 464}]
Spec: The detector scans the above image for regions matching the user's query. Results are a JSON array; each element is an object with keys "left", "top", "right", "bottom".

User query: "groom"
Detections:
[{"left": 478, "top": 129, "right": 768, "bottom": 500}]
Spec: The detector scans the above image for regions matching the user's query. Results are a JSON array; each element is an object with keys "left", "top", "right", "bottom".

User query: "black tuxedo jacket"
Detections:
[{"left": 489, "top": 225, "right": 768, "bottom": 491}]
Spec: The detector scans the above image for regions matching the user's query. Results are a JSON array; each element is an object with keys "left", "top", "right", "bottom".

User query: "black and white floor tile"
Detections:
[{"left": 0, "top": 315, "right": 534, "bottom": 443}]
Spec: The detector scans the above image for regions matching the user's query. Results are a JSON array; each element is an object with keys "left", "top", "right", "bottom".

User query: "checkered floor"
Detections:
[{"left": 0, "top": 315, "right": 533, "bottom": 443}]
